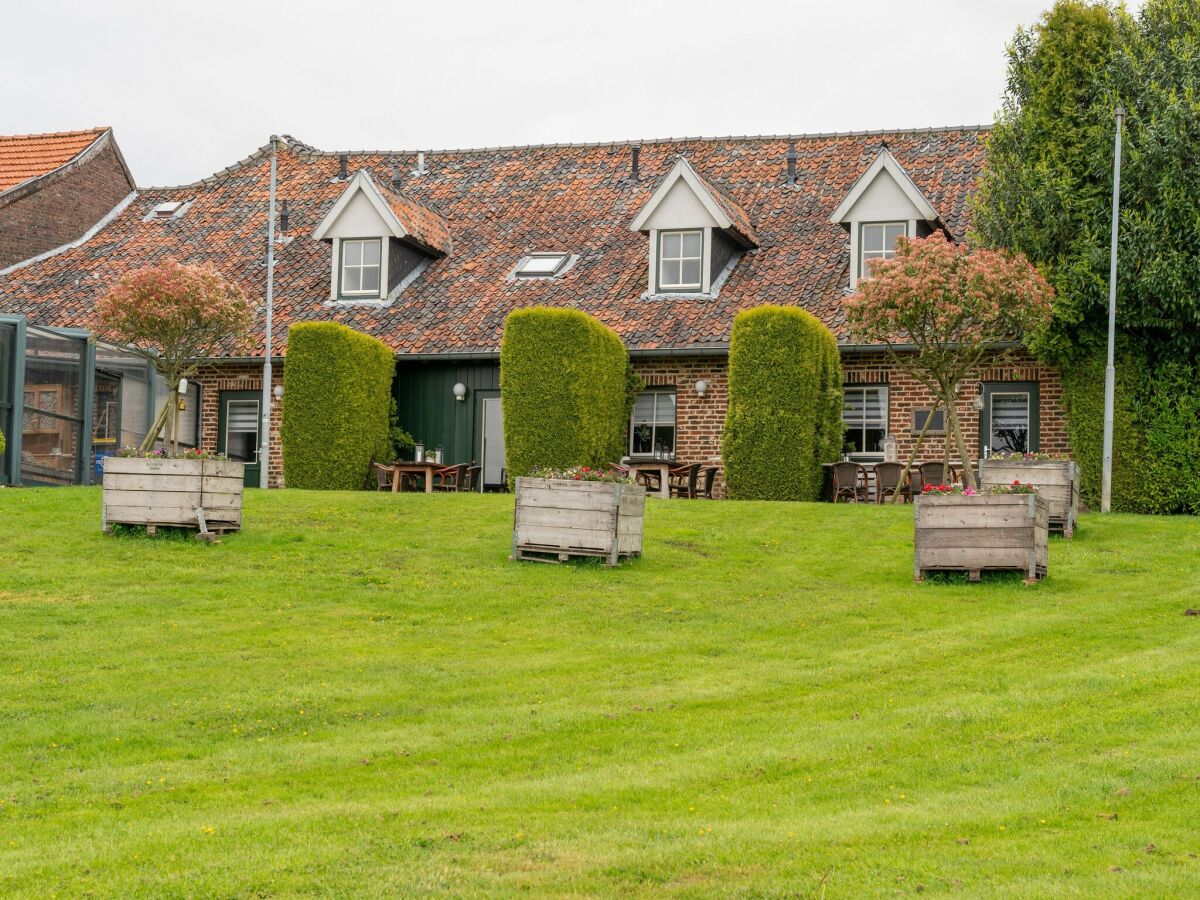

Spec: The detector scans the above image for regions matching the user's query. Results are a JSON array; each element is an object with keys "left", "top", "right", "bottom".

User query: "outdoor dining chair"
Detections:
[
  {"left": 831, "top": 461, "right": 869, "bottom": 503},
  {"left": 698, "top": 466, "right": 720, "bottom": 499},
  {"left": 372, "top": 462, "right": 394, "bottom": 492},
  {"left": 669, "top": 463, "right": 702, "bottom": 499},
  {"left": 463, "top": 465, "right": 482, "bottom": 492},
  {"left": 873, "top": 461, "right": 904, "bottom": 504},
  {"left": 917, "top": 461, "right": 951, "bottom": 491},
  {"left": 432, "top": 463, "right": 468, "bottom": 492}
]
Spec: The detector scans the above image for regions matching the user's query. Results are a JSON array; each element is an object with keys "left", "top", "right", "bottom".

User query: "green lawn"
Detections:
[{"left": 1, "top": 488, "right": 1198, "bottom": 897}]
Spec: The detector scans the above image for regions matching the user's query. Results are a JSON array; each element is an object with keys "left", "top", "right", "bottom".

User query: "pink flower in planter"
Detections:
[{"left": 964, "top": 485, "right": 976, "bottom": 496}]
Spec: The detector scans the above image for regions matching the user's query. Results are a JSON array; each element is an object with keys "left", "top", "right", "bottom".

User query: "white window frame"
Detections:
[
  {"left": 858, "top": 222, "right": 907, "bottom": 279},
  {"left": 842, "top": 385, "right": 889, "bottom": 460},
  {"left": 657, "top": 229, "right": 704, "bottom": 292},
  {"left": 629, "top": 389, "right": 677, "bottom": 457},
  {"left": 516, "top": 253, "right": 569, "bottom": 278},
  {"left": 339, "top": 237, "right": 383, "bottom": 298}
]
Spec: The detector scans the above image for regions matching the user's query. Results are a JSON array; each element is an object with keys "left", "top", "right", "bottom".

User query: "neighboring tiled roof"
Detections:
[
  {"left": 0, "top": 127, "right": 988, "bottom": 356},
  {"left": 0, "top": 128, "right": 109, "bottom": 193},
  {"left": 377, "top": 180, "right": 452, "bottom": 256}
]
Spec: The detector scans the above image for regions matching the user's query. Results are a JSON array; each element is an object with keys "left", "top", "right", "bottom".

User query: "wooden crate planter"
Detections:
[
  {"left": 512, "top": 477, "right": 645, "bottom": 564},
  {"left": 978, "top": 458, "right": 1079, "bottom": 537},
  {"left": 102, "top": 457, "right": 245, "bottom": 540},
  {"left": 914, "top": 493, "right": 1048, "bottom": 583}
]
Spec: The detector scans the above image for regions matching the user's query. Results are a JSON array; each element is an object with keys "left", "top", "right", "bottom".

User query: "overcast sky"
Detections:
[{"left": 4, "top": 0, "right": 1071, "bottom": 187}]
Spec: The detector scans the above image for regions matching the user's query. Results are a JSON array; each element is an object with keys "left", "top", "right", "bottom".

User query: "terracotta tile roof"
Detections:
[
  {"left": 0, "top": 127, "right": 988, "bottom": 356},
  {"left": 0, "top": 128, "right": 109, "bottom": 192},
  {"left": 687, "top": 164, "right": 759, "bottom": 246},
  {"left": 377, "top": 179, "right": 452, "bottom": 256}
]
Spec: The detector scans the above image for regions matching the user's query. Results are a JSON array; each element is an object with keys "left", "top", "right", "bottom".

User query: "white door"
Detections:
[{"left": 481, "top": 396, "right": 505, "bottom": 489}]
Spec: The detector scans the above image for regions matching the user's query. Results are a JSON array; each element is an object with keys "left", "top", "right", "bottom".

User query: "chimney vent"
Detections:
[
  {"left": 631, "top": 144, "right": 641, "bottom": 181},
  {"left": 414, "top": 151, "right": 427, "bottom": 176},
  {"left": 337, "top": 153, "right": 348, "bottom": 180},
  {"left": 786, "top": 142, "right": 797, "bottom": 186},
  {"left": 279, "top": 199, "right": 290, "bottom": 233},
  {"left": 391, "top": 163, "right": 403, "bottom": 190}
]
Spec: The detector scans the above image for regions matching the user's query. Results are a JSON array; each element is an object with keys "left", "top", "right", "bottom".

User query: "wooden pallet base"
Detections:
[
  {"left": 512, "top": 543, "right": 640, "bottom": 565},
  {"left": 104, "top": 519, "right": 240, "bottom": 543},
  {"left": 916, "top": 564, "right": 1047, "bottom": 584}
]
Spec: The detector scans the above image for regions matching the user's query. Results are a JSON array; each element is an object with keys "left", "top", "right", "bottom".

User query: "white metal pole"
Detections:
[
  {"left": 1101, "top": 108, "right": 1124, "bottom": 513},
  {"left": 259, "top": 136, "right": 279, "bottom": 489}
]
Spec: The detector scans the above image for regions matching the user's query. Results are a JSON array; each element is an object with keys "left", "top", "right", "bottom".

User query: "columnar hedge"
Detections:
[
  {"left": 723, "top": 306, "right": 843, "bottom": 500},
  {"left": 499, "top": 308, "right": 628, "bottom": 482},
  {"left": 281, "top": 323, "right": 395, "bottom": 490}
]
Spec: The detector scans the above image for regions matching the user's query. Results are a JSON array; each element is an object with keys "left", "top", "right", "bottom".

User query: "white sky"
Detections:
[{"left": 4, "top": 0, "right": 1069, "bottom": 187}]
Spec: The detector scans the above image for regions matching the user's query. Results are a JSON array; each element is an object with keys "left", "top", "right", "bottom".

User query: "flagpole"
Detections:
[
  {"left": 259, "top": 136, "right": 279, "bottom": 489},
  {"left": 1101, "top": 107, "right": 1124, "bottom": 513}
]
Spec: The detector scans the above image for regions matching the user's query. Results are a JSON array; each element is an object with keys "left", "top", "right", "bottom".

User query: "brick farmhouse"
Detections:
[{"left": 0, "top": 128, "right": 1067, "bottom": 490}]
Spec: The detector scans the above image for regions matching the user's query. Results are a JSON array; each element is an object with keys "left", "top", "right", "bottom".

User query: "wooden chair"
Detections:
[
  {"left": 372, "top": 462, "right": 394, "bottom": 492},
  {"left": 873, "top": 462, "right": 904, "bottom": 504},
  {"left": 463, "top": 465, "right": 482, "bottom": 492},
  {"left": 633, "top": 465, "right": 661, "bottom": 492},
  {"left": 698, "top": 466, "right": 720, "bottom": 499},
  {"left": 669, "top": 463, "right": 702, "bottom": 499},
  {"left": 832, "top": 461, "right": 868, "bottom": 503},
  {"left": 432, "top": 463, "right": 468, "bottom": 492}
]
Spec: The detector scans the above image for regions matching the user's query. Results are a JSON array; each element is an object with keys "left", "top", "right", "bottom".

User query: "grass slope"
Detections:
[{"left": 1, "top": 488, "right": 1198, "bottom": 897}]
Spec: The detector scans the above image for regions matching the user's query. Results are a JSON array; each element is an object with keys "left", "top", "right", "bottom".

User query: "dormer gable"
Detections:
[
  {"left": 312, "top": 169, "right": 450, "bottom": 303},
  {"left": 629, "top": 157, "right": 757, "bottom": 296},
  {"left": 830, "top": 148, "right": 940, "bottom": 288}
]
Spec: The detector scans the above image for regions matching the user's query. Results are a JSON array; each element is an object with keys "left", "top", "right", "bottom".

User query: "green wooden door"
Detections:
[{"left": 218, "top": 391, "right": 261, "bottom": 487}]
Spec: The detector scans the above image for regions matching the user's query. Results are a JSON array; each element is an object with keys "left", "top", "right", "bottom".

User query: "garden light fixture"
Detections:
[
  {"left": 453, "top": 382, "right": 467, "bottom": 401},
  {"left": 695, "top": 379, "right": 708, "bottom": 397}
]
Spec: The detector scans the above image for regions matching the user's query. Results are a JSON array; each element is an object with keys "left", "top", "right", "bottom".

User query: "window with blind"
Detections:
[
  {"left": 630, "top": 390, "right": 676, "bottom": 456},
  {"left": 842, "top": 385, "right": 888, "bottom": 459},
  {"left": 981, "top": 383, "right": 1040, "bottom": 455}
]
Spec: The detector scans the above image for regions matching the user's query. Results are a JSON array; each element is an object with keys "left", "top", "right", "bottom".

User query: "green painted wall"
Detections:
[{"left": 393, "top": 360, "right": 500, "bottom": 466}]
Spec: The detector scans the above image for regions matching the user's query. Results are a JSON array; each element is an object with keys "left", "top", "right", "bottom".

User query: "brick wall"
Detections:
[
  {"left": 633, "top": 356, "right": 728, "bottom": 497},
  {"left": 842, "top": 349, "right": 1070, "bottom": 460},
  {"left": 193, "top": 362, "right": 285, "bottom": 488},
  {"left": 633, "top": 349, "right": 1069, "bottom": 498},
  {"left": 0, "top": 140, "right": 134, "bottom": 269}
]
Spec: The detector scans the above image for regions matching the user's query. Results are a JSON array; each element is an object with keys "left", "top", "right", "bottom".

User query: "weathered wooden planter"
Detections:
[
  {"left": 512, "top": 477, "right": 645, "bottom": 564},
  {"left": 102, "top": 457, "right": 245, "bottom": 540},
  {"left": 978, "top": 458, "right": 1079, "bottom": 537},
  {"left": 914, "top": 493, "right": 1048, "bottom": 583}
]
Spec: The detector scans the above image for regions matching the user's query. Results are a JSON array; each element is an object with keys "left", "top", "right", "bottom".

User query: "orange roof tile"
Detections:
[
  {"left": 0, "top": 128, "right": 109, "bottom": 192},
  {"left": 0, "top": 128, "right": 988, "bottom": 356}
]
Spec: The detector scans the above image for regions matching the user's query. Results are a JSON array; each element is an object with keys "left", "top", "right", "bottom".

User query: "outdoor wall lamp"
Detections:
[
  {"left": 972, "top": 392, "right": 984, "bottom": 411},
  {"left": 452, "top": 382, "right": 467, "bottom": 402},
  {"left": 695, "top": 379, "right": 709, "bottom": 398},
  {"left": 273, "top": 384, "right": 284, "bottom": 400}
]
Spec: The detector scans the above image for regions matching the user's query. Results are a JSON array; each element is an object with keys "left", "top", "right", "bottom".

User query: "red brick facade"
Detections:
[
  {"left": 0, "top": 138, "right": 134, "bottom": 269},
  {"left": 192, "top": 362, "right": 285, "bottom": 488},
  {"left": 632, "top": 350, "right": 1069, "bottom": 497},
  {"left": 189, "top": 351, "right": 1066, "bottom": 496}
]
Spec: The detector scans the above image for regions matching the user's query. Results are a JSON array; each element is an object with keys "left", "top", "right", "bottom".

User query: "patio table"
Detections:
[
  {"left": 391, "top": 460, "right": 445, "bottom": 493},
  {"left": 629, "top": 460, "right": 673, "bottom": 499}
]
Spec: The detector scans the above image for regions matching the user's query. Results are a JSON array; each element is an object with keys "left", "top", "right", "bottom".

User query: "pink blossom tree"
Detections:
[
  {"left": 844, "top": 233, "right": 1053, "bottom": 491},
  {"left": 96, "top": 260, "right": 255, "bottom": 452}
]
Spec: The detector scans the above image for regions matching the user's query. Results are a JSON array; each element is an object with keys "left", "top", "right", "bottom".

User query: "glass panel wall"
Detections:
[
  {"left": 91, "top": 341, "right": 156, "bottom": 477},
  {"left": 21, "top": 326, "right": 87, "bottom": 485},
  {"left": 0, "top": 323, "right": 13, "bottom": 483}
]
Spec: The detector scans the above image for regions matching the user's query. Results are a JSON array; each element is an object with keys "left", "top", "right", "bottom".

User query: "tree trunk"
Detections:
[
  {"left": 892, "top": 398, "right": 942, "bottom": 504},
  {"left": 944, "top": 391, "right": 977, "bottom": 490},
  {"left": 137, "top": 396, "right": 173, "bottom": 453}
]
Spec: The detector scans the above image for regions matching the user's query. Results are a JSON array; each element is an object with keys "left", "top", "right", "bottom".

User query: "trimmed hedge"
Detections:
[
  {"left": 1062, "top": 352, "right": 1200, "bottom": 514},
  {"left": 723, "top": 306, "right": 843, "bottom": 500},
  {"left": 281, "top": 323, "right": 395, "bottom": 490},
  {"left": 500, "top": 308, "right": 628, "bottom": 483}
]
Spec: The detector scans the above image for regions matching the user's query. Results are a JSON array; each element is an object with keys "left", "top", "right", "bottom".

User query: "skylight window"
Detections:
[
  {"left": 150, "top": 201, "right": 185, "bottom": 220},
  {"left": 516, "top": 253, "right": 569, "bottom": 277}
]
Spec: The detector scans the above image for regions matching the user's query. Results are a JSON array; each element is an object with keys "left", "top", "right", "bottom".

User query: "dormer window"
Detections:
[
  {"left": 859, "top": 222, "right": 907, "bottom": 278},
  {"left": 340, "top": 238, "right": 382, "bottom": 297},
  {"left": 657, "top": 230, "right": 703, "bottom": 292},
  {"left": 516, "top": 253, "right": 569, "bottom": 278}
]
